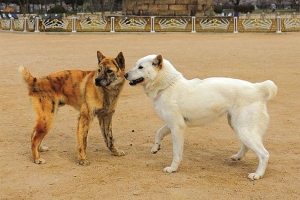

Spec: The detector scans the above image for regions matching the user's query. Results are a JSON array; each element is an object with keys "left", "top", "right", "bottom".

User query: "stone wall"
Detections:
[{"left": 122, "top": 0, "right": 214, "bottom": 17}]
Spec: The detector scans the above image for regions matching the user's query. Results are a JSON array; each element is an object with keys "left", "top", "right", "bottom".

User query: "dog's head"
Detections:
[
  {"left": 94, "top": 51, "right": 125, "bottom": 87},
  {"left": 124, "top": 54, "right": 163, "bottom": 86}
]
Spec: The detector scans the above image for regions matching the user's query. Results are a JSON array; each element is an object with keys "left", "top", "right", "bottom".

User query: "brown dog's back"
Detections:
[{"left": 18, "top": 65, "right": 96, "bottom": 110}]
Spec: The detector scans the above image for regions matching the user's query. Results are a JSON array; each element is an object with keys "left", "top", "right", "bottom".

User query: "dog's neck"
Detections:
[
  {"left": 100, "top": 79, "right": 125, "bottom": 109},
  {"left": 144, "top": 62, "right": 182, "bottom": 100}
]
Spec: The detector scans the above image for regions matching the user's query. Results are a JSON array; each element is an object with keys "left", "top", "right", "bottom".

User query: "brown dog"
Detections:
[{"left": 18, "top": 51, "right": 126, "bottom": 165}]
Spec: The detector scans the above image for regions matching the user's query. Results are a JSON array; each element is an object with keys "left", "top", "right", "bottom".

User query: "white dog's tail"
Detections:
[{"left": 256, "top": 80, "right": 278, "bottom": 101}]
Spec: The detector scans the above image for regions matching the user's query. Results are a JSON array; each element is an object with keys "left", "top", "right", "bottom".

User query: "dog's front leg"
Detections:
[
  {"left": 163, "top": 126, "right": 185, "bottom": 173},
  {"left": 98, "top": 113, "right": 125, "bottom": 157},
  {"left": 151, "top": 125, "right": 171, "bottom": 154},
  {"left": 77, "top": 104, "right": 93, "bottom": 166}
]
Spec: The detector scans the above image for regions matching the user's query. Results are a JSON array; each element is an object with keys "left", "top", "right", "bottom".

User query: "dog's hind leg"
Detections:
[
  {"left": 228, "top": 113, "right": 249, "bottom": 161},
  {"left": 31, "top": 98, "right": 56, "bottom": 164},
  {"left": 231, "top": 105, "right": 270, "bottom": 180},
  {"left": 238, "top": 134, "right": 269, "bottom": 180},
  {"left": 98, "top": 112, "right": 125, "bottom": 157},
  {"left": 151, "top": 125, "right": 171, "bottom": 154},
  {"left": 231, "top": 144, "right": 249, "bottom": 161}
]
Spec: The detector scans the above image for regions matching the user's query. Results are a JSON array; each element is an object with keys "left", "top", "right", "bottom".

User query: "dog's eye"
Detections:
[
  {"left": 138, "top": 66, "right": 143, "bottom": 69},
  {"left": 106, "top": 69, "right": 113, "bottom": 74},
  {"left": 98, "top": 69, "right": 101, "bottom": 73}
]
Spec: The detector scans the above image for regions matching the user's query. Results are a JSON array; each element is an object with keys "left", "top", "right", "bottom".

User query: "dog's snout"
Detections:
[{"left": 95, "top": 78, "right": 101, "bottom": 86}]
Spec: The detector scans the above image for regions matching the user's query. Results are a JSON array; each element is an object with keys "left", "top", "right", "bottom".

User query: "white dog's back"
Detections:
[{"left": 154, "top": 75, "right": 276, "bottom": 127}]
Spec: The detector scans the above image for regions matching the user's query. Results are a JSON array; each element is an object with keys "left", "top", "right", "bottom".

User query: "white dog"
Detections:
[{"left": 125, "top": 54, "right": 277, "bottom": 180}]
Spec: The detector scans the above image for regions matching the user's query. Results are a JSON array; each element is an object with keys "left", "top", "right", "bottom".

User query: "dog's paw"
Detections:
[
  {"left": 39, "top": 145, "right": 49, "bottom": 152},
  {"left": 34, "top": 158, "right": 46, "bottom": 164},
  {"left": 248, "top": 173, "right": 261, "bottom": 180},
  {"left": 151, "top": 144, "right": 160, "bottom": 154},
  {"left": 113, "top": 150, "right": 125, "bottom": 156},
  {"left": 231, "top": 154, "right": 242, "bottom": 161},
  {"left": 163, "top": 167, "right": 176, "bottom": 173},
  {"left": 79, "top": 159, "right": 90, "bottom": 166}
]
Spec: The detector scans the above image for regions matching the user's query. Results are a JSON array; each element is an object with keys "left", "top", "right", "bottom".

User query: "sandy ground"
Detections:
[{"left": 0, "top": 31, "right": 299, "bottom": 199}]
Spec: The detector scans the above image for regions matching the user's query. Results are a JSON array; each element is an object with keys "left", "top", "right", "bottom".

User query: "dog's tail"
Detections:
[
  {"left": 18, "top": 65, "right": 35, "bottom": 85},
  {"left": 256, "top": 80, "right": 278, "bottom": 101}
]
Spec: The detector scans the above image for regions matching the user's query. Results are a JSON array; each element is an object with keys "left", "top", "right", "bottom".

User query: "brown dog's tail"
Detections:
[{"left": 18, "top": 65, "right": 35, "bottom": 85}]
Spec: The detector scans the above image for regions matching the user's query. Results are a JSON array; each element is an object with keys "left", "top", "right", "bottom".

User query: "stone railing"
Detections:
[{"left": 1, "top": 13, "right": 300, "bottom": 33}]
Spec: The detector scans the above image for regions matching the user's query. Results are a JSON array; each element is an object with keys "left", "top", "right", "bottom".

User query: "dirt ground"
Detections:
[{"left": 0, "top": 31, "right": 299, "bottom": 200}]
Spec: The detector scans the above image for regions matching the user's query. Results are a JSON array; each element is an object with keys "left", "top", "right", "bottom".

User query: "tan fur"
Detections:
[{"left": 19, "top": 51, "right": 126, "bottom": 165}]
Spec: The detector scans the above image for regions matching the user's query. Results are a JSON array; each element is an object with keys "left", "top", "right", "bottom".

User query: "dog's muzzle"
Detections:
[
  {"left": 95, "top": 78, "right": 110, "bottom": 87},
  {"left": 124, "top": 73, "right": 144, "bottom": 86}
]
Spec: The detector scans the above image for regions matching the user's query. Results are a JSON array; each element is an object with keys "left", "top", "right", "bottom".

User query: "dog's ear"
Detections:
[
  {"left": 116, "top": 52, "right": 125, "bottom": 70},
  {"left": 152, "top": 55, "right": 163, "bottom": 69},
  {"left": 97, "top": 51, "right": 106, "bottom": 63}
]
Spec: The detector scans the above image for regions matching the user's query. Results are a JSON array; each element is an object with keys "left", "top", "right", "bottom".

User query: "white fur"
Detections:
[{"left": 125, "top": 55, "right": 277, "bottom": 180}]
